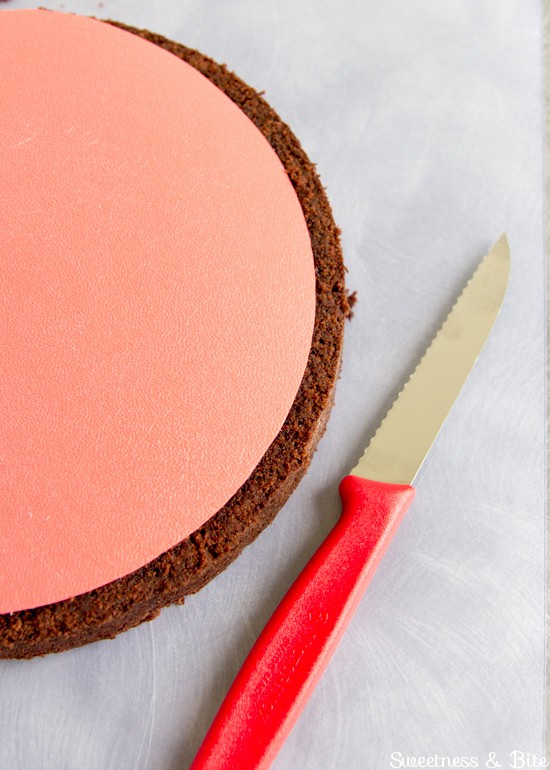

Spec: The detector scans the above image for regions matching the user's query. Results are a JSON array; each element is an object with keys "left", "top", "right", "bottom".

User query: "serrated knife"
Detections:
[{"left": 190, "top": 235, "right": 510, "bottom": 770}]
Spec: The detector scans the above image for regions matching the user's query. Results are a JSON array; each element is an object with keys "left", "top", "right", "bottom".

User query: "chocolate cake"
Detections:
[{"left": 0, "top": 16, "right": 350, "bottom": 658}]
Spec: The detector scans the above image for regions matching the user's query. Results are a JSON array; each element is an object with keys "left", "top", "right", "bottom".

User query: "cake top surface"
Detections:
[{"left": 0, "top": 9, "right": 315, "bottom": 612}]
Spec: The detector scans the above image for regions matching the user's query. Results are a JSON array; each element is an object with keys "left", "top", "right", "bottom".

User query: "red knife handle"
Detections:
[{"left": 189, "top": 476, "right": 415, "bottom": 770}]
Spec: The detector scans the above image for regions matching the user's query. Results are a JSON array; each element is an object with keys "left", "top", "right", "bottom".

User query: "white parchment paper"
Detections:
[{"left": 0, "top": 1, "right": 545, "bottom": 769}]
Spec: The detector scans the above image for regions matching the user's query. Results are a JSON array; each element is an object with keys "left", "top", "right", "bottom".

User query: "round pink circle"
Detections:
[{"left": 0, "top": 10, "right": 315, "bottom": 612}]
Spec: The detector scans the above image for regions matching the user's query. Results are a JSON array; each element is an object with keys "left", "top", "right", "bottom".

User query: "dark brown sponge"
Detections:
[{"left": 0, "top": 21, "right": 350, "bottom": 659}]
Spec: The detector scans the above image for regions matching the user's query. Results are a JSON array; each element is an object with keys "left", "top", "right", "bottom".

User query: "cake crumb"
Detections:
[{"left": 346, "top": 290, "right": 357, "bottom": 318}]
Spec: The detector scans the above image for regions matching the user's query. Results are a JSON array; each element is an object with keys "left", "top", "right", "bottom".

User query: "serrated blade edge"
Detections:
[{"left": 351, "top": 234, "right": 510, "bottom": 485}]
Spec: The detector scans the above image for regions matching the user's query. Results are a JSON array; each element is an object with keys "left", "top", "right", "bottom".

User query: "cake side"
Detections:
[{"left": 0, "top": 21, "right": 350, "bottom": 659}]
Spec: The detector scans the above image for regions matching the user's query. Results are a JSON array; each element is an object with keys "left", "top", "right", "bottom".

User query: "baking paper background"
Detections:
[{"left": 0, "top": 1, "right": 545, "bottom": 768}]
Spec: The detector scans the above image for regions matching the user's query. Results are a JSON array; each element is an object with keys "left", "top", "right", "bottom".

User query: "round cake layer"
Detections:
[{"left": 0, "top": 14, "right": 350, "bottom": 658}]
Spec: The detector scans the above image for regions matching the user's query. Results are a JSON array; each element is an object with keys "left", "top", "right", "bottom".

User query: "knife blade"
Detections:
[{"left": 190, "top": 235, "right": 510, "bottom": 770}]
